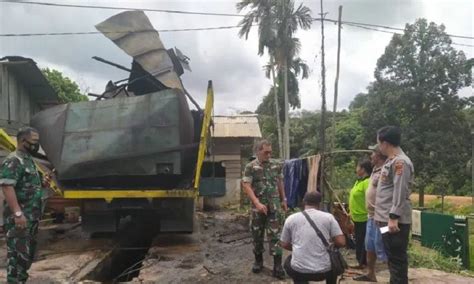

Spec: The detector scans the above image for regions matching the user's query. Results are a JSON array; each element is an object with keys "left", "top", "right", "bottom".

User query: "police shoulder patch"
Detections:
[{"left": 394, "top": 160, "right": 404, "bottom": 176}]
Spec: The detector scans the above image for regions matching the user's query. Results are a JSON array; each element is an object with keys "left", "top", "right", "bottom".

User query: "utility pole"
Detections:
[
  {"left": 329, "top": 5, "right": 343, "bottom": 191},
  {"left": 318, "top": 0, "right": 327, "bottom": 208}
]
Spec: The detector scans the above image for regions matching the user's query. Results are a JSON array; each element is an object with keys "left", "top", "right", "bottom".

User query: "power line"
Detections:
[
  {"left": 0, "top": 22, "right": 472, "bottom": 48},
  {"left": 1, "top": 23, "right": 472, "bottom": 48},
  {"left": 2, "top": 1, "right": 473, "bottom": 40},
  {"left": 343, "top": 23, "right": 474, "bottom": 47},
  {"left": 0, "top": 0, "right": 244, "bottom": 17},
  {"left": 0, "top": 25, "right": 244, "bottom": 37},
  {"left": 318, "top": 18, "right": 474, "bottom": 40}
]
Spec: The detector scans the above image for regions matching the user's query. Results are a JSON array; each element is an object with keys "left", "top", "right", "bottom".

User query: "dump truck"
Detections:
[{"left": 2, "top": 11, "right": 214, "bottom": 233}]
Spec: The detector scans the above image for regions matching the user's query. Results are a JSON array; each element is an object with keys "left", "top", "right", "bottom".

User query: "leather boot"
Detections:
[
  {"left": 272, "top": 255, "right": 285, "bottom": 279},
  {"left": 252, "top": 253, "right": 263, "bottom": 273}
]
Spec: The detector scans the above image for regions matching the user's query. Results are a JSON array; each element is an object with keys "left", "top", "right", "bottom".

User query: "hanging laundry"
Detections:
[
  {"left": 307, "top": 155, "right": 321, "bottom": 193},
  {"left": 283, "top": 158, "right": 308, "bottom": 208}
]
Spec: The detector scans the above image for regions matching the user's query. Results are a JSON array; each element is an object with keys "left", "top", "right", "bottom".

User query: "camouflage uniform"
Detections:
[
  {"left": 0, "top": 150, "right": 43, "bottom": 284},
  {"left": 243, "top": 158, "right": 283, "bottom": 256}
]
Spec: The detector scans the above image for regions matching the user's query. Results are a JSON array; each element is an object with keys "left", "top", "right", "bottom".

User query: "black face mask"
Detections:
[{"left": 24, "top": 140, "right": 40, "bottom": 155}]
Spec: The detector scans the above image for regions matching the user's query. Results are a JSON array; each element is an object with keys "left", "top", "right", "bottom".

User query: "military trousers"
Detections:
[
  {"left": 5, "top": 218, "right": 39, "bottom": 283},
  {"left": 250, "top": 208, "right": 283, "bottom": 256}
]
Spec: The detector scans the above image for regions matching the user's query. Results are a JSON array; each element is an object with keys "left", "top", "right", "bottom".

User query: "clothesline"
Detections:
[{"left": 282, "top": 150, "right": 372, "bottom": 209}]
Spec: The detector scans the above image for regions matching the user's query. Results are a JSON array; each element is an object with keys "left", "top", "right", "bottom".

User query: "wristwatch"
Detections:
[{"left": 14, "top": 211, "right": 23, "bottom": 218}]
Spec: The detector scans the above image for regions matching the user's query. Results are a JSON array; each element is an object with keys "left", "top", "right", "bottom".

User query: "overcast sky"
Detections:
[{"left": 0, "top": 0, "right": 472, "bottom": 115}]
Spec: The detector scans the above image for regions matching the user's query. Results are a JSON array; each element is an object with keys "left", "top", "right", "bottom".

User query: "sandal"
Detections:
[{"left": 353, "top": 274, "right": 377, "bottom": 282}]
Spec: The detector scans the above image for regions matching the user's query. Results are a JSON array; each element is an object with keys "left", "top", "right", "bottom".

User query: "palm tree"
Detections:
[
  {"left": 263, "top": 57, "right": 310, "bottom": 121},
  {"left": 237, "top": 0, "right": 312, "bottom": 159},
  {"left": 237, "top": 0, "right": 283, "bottom": 157},
  {"left": 273, "top": 1, "right": 312, "bottom": 159}
]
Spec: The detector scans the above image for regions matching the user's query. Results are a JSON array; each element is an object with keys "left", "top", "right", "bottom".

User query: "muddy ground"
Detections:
[
  {"left": 1, "top": 209, "right": 473, "bottom": 283},
  {"left": 135, "top": 210, "right": 474, "bottom": 284}
]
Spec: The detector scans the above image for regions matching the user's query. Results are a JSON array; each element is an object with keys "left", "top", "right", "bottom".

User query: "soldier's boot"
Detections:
[
  {"left": 252, "top": 253, "right": 263, "bottom": 273},
  {"left": 272, "top": 255, "right": 285, "bottom": 279}
]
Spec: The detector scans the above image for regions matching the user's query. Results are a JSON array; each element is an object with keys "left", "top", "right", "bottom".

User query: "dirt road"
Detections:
[
  {"left": 1, "top": 209, "right": 473, "bottom": 283},
  {"left": 135, "top": 210, "right": 474, "bottom": 284}
]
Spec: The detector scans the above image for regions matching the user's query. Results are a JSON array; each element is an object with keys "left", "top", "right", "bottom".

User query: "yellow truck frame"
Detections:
[
  {"left": 61, "top": 81, "right": 214, "bottom": 202},
  {"left": 0, "top": 81, "right": 214, "bottom": 233}
]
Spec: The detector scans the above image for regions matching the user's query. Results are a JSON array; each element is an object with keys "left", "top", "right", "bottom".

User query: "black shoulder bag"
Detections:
[{"left": 302, "top": 211, "right": 348, "bottom": 276}]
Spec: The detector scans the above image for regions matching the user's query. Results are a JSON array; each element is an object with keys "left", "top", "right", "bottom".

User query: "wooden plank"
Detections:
[{"left": 218, "top": 231, "right": 251, "bottom": 243}]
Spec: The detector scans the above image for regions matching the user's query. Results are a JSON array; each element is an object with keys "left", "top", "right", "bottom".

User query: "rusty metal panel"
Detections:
[
  {"left": 31, "top": 88, "right": 194, "bottom": 184},
  {"left": 95, "top": 11, "right": 184, "bottom": 92}
]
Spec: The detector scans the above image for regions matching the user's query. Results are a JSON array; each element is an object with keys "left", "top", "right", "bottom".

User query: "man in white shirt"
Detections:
[{"left": 280, "top": 191, "right": 346, "bottom": 284}]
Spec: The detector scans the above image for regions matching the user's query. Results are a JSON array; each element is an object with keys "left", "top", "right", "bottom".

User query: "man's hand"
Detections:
[
  {"left": 281, "top": 200, "right": 288, "bottom": 212},
  {"left": 255, "top": 202, "right": 268, "bottom": 215},
  {"left": 15, "top": 215, "right": 27, "bottom": 230},
  {"left": 42, "top": 173, "right": 52, "bottom": 188},
  {"left": 388, "top": 218, "right": 400, "bottom": 234}
]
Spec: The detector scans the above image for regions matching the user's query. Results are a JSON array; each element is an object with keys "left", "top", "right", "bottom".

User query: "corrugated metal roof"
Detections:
[
  {"left": 0, "top": 56, "right": 59, "bottom": 106},
  {"left": 212, "top": 115, "right": 262, "bottom": 138}
]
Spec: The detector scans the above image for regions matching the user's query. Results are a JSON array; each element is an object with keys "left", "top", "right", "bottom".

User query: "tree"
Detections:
[
  {"left": 237, "top": 0, "right": 312, "bottom": 159},
  {"left": 352, "top": 19, "right": 472, "bottom": 196},
  {"left": 272, "top": 1, "right": 312, "bottom": 159},
  {"left": 42, "top": 68, "right": 88, "bottom": 103},
  {"left": 238, "top": 0, "right": 283, "bottom": 157},
  {"left": 259, "top": 57, "right": 309, "bottom": 117}
]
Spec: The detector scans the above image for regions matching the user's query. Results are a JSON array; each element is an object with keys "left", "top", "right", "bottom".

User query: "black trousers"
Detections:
[
  {"left": 354, "top": 221, "right": 367, "bottom": 266},
  {"left": 381, "top": 223, "right": 410, "bottom": 284},
  {"left": 284, "top": 255, "right": 337, "bottom": 284}
]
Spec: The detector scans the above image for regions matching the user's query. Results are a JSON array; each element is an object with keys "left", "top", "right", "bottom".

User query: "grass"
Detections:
[
  {"left": 408, "top": 241, "right": 468, "bottom": 274},
  {"left": 470, "top": 234, "right": 474, "bottom": 272},
  {"left": 413, "top": 199, "right": 474, "bottom": 216}
]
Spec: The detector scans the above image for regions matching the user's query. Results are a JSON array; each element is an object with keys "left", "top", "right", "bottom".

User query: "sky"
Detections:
[{"left": 0, "top": 0, "right": 472, "bottom": 115}]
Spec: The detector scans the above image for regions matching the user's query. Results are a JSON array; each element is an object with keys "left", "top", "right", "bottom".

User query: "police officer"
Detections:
[
  {"left": 0, "top": 127, "right": 46, "bottom": 283},
  {"left": 374, "top": 126, "right": 414, "bottom": 284},
  {"left": 242, "top": 139, "right": 287, "bottom": 279}
]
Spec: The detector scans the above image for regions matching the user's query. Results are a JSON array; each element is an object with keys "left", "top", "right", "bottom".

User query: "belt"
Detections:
[{"left": 375, "top": 221, "right": 388, "bottom": 227}]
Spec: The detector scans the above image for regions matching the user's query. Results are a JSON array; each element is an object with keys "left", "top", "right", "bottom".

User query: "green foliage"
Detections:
[
  {"left": 256, "top": 18, "right": 472, "bottom": 195},
  {"left": 408, "top": 242, "right": 464, "bottom": 273},
  {"left": 351, "top": 19, "right": 472, "bottom": 195},
  {"left": 42, "top": 68, "right": 88, "bottom": 103},
  {"left": 258, "top": 113, "right": 281, "bottom": 156}
]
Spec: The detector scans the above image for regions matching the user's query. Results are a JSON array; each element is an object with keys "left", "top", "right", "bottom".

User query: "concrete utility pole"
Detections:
[{"left": 318, "top": 0, "right": 327, "bottom": 206}]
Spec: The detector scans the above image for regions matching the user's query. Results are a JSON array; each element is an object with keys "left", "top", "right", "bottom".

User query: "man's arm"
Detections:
[
  {"left": 329, "top": 215, "right": 346, "bottom": 248},
  {"left": 242, "top": 182, "right": 268, "bottom": 215},
  {"left": 332, "top": 235, "right": 346, "bottom": 248},
  {"left": 242, "top": 181, "right": 261, "bottom": 207},
  {"left": 242, "top": 163, "right": 268, "bottom": 214},
  {"left": 280, "top": 217, "right": 292, "bottom": 251},
  {"left": 277, "top": 177, "right": 288, "bottom": 211},
  {"left": 280, "top": 240, "right": 292, "bottom": 251},
  {"left": 0, "top": 157, "right": 27, "bottom": 228},
  {"left": 388, "top": 159, "right": 411, "bottom": 232},
  {"left": 2, "top": 185, "right": 21, "bottom": 214}
]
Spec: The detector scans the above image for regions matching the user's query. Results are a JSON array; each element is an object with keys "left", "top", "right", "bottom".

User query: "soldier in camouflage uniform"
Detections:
[
  {"left": 0, "top": 127, "right": 45, "bottom": 283},
  {"left": 242, "top": 139, "right": 287, "bottom": 279}
]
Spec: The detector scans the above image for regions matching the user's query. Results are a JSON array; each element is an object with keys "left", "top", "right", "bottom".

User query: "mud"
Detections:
[
  {"left": 1, "top": 209, "right": 473, "bottom": 283},
  {"left": 135, "top": 210, "right": 474, "bottom": 284}
]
